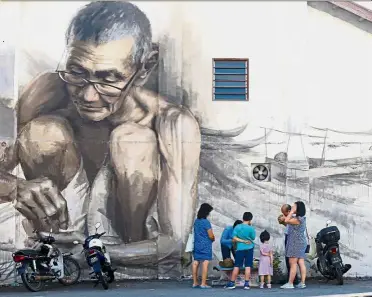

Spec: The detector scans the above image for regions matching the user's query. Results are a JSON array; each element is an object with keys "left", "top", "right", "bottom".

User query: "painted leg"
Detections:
[
  {"left": 18, "top": 115, "right": 80, "bottom": 190},
  {"left": 17, "top": 115, "right": 80, "bottom": 231},
  {"left": 109, "top": 122, "right": 158, "bottom": 243}
]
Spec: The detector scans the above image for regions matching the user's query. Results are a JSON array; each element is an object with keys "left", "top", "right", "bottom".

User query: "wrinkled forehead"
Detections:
[{"left": 65, "top": 38, "right": 136, "bottom": 75}]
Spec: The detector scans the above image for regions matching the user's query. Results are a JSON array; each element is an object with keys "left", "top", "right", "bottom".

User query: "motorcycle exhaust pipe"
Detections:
[{"left": 34, "top": 275, "right": 54, "bottom": 281}]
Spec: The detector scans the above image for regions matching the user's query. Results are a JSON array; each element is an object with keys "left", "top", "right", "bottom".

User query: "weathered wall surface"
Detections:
[{"left": 0, "top": 1, "right": 372, "bottom": 282}]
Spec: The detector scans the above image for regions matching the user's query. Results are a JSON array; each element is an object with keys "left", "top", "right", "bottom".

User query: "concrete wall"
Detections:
[{"left": 0, "top": 1, "right": 372, "bottom": 281}]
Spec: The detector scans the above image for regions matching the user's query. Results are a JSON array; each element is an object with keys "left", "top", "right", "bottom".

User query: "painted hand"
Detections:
[{"left": 14, "top": 177, "right": 69, "bottom": 232}]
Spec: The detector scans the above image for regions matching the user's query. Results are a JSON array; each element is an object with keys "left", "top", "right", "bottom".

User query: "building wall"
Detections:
[{"left": 0, "top": 1, "right": 372, "bottom": 281}]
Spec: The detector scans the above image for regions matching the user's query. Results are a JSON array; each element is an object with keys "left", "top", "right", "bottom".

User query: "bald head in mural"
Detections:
[{"left": 0, "top": 1, "right": 200, "bottom": 272}]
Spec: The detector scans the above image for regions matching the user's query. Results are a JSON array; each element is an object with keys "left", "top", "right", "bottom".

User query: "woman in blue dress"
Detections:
[
  {"left": 281, "top": 201, "right": 308, "bottom": 290},
  {"left": 192, "top": 203, "right": 215, "bottom": 289}
]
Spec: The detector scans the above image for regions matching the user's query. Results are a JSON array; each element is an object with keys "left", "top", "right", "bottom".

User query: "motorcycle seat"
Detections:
[{"left": 15, "top": 249, "right": 41, "bottom": 256}]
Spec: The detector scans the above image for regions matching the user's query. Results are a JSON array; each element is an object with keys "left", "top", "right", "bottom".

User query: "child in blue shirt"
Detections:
[
  {"left": 220, "top": 220, "right": 243, "bottom": 260},
  {"left": 225, "top": 212, "right": 256, "bottom": 290}
]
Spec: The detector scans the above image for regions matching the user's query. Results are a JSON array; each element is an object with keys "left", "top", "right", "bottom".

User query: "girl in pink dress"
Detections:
[{"left": 258, "top": 230, "right": 273, "bottom": 289}]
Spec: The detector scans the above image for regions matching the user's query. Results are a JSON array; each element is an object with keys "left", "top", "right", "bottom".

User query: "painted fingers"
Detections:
[{"left": 14, "top": 177, "right": 69, "bottom": 232}]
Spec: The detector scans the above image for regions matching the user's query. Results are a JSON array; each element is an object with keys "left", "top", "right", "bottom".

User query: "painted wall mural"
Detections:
[
  {"left": 0, "top": 0, "right": 372, "bottom": 282},
  {"left": 0, "top": 1, "right": 202, "bottom": 280}
]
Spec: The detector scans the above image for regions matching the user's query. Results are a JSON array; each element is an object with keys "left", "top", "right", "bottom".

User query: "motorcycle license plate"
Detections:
[
  {"left": 332, "top": 257, "right": 341, "bottom": 264},
  {"left": 90, "top": 256, "right": 98, "bottom": 263}
]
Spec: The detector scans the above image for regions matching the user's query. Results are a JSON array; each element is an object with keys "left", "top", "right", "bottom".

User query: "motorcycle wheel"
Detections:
[
  {"left": 58, "top": 256, "right": 81, "bottom": 286},
  {"left": 104, "top": 264, "right": 115, "bottom": 284},
  {"left": 106, "top": 268, "right": 115, "bottom": 284},
  {"left": 20, "top": 263, "right": 44, "bottom": 292},
  {"left": 335, "top": 267, "right": 344, "bottom": 285},
  {"left": 97, "top": 272, "right": 109, "bottom": 290},
  {"left": 317, "top": 259, "right": 333, "bottom": 280}
]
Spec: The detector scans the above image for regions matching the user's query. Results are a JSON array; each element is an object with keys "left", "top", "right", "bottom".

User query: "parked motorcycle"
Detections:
[
  {"left": 315, "top": 220, "right": 351, "bottom": 285},
  {"left": 12, "top": 229, "right": 81, "bottom": 292},
  {"left": 74, "top": 222, "right": 115, "bottom": 290}
]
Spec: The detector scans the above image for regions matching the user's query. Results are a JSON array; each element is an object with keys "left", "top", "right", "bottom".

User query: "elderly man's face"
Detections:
[{"left": 62, "top": 37, "right": 138, "bottom": 121}]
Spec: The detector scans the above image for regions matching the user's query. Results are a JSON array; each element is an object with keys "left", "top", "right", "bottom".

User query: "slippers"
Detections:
[
  {"left": 192, "top": 285, "right": 200, "bottom": 288},
  {"left": 200, "top": 285, "right": 212, "bottom": 289}
]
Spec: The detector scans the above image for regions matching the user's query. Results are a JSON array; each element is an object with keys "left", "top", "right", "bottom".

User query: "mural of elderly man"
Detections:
[{"left": 0, "top": 0, "right": 201, "bottom": 274}]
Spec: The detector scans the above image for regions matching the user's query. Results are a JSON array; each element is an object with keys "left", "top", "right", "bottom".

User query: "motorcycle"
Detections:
[
  {"left": 315, "top": 220, "right": 351, "bottom": 285},
  {"left": 74, "top": 222, "right": 115, "bottom": 290},
  {"left": 12, "top": 229, "right": 81, "bottom": 292}
]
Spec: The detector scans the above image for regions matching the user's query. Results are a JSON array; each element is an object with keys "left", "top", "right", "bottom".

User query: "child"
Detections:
[
  {"left": 225, "top": 212, "right": 256, "bottom": 290},
  {"left": 258, "top": 230, "right": 273, "bottom": 289}
]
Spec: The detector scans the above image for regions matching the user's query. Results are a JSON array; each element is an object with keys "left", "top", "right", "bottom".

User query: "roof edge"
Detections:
[
  {"left": 330, "top": 1, "right": 372, "bottom": 22},
  {"left": 307, "top": 1, "right": 372, "bottom": 34}
]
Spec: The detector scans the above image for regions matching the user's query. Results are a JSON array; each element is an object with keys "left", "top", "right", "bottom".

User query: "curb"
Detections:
[{"left": 316, "top": 293, "right": 372, "bottom": 297}]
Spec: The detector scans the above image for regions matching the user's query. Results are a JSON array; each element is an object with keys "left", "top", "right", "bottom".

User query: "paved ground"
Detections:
[{"left": 1, "top": 280, "right": 372, "bottom": 297}]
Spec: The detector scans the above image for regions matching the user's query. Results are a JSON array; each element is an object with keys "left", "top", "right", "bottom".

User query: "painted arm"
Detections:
[
  {"left": 0, "top": 139, "right": 18, "bottom": 203},
  {"left": 17, "top": 72, "right": 68, "bottom": 130},
  {"left": 1, "top": 72, "right": 70, "bottom": 233},
  {"left": 156, "top": 106, "right": 201, "bottom": 246},
  {"left": 1, "top": 72, "right": 67, "bottom": 202}
]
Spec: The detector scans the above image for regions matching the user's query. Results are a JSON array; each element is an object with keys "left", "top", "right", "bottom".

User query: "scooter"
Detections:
[
  {"left": 13, "top": 229, "right": 81, "bottom": 292},
  {"left": 315, "top": 220, "right": 351, "bottom": 285},
  {"left": 74, "top": 222, "right": 115, "bottom": 290}
]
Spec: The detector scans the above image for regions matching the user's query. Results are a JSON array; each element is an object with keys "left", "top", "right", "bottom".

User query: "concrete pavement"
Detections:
[{"left": 1, "top": 280, "right": 372, "bottom": 297}]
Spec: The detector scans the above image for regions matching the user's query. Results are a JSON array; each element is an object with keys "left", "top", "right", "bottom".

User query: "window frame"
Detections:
[{"left": 212, "top": 58, "right": 249, "bottom": 102}]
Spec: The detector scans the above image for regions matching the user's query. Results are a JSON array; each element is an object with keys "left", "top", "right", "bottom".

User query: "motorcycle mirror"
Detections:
[
  {"left": 326, "top": 220, "right": 332, "bottom": 226},
  {"left": 95, "top": 222, "right": 101, "bottom": 230},
  {"left": 73, "top": 241, "right": 79, "bottom": 245}
]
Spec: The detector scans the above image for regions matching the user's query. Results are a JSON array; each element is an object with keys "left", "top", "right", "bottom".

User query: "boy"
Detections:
[{"left": 225, "top": 212, "right": 256, "bottom": 290}]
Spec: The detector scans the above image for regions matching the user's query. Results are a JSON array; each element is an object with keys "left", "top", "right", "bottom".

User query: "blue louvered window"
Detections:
[{"left": 213, "top": 59, "right": 249, "bottom": 101}]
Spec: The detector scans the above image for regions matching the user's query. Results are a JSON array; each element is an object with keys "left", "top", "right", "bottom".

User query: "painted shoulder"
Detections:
[
  {"left": 156, "top": 102, "right": 201, "bottom": 140},
  {"left": 18, "top": 71, "right": 68, "bottom": 127}
]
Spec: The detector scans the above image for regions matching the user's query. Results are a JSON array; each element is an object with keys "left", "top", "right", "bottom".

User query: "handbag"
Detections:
[
  {"left": 305, "top": 226, "right": 310, "bottom": 254},
  {"left": 185, "top": 232, "right": 194, "bottom": 253}
]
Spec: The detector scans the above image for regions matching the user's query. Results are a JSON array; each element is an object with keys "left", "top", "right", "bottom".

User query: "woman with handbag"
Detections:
[
  {"left": 280, "top": 201, "right": 308, "bottom": 290},
  {"left": 192, "top": 203, "right": 215, "bottom": 289}
]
